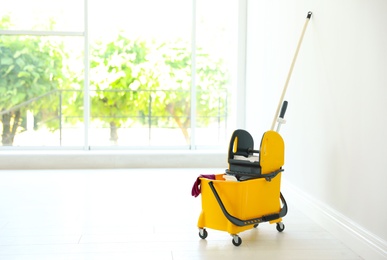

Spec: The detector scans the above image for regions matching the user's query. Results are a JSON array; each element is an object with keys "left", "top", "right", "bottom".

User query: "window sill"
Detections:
[{"left": 0, "top": 150, "right": 228, "bottom": 170}]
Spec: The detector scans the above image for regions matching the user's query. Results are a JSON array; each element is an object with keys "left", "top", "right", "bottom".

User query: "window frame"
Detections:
[{"left": 0, "top": 0, "right": 247, "bottom": 151}]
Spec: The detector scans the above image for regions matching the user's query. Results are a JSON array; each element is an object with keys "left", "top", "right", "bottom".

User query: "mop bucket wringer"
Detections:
[{"left": 197, "top": 130, "right": 288, "bottom": 246}]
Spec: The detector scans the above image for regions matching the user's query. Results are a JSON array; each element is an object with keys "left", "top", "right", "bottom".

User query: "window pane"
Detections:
[
  {"left": 0, "top": 35, "right": 84, "bottom": 147},
  {"left": 1, "top": 0, "right": 238, "bottom": 149},
  {"left": 0, "top": 0, "right": 83, "bottom": 31},
  {"left": 196, "top": 0, "right": 238, "bottom": 146},
  {"left": 88, "top": 0, "right": 192, "bottom": 147}
]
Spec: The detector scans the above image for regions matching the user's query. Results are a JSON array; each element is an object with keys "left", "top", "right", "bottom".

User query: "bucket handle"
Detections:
[{"left": 208, "top": 181, "right": 288, "bottom": 227}]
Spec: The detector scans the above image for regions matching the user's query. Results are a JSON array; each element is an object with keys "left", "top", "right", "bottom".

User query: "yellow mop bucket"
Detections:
[
  {"left": 196, "top": 130, "right": 288, "bottom": 246},
  {"left": 198, "top": 172, "right": 285, "bottom": 231}
]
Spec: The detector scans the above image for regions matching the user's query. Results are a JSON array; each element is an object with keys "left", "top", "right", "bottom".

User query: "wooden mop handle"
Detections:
[{"left": 270, "top": 11, "right": 313, "bottom": 130}]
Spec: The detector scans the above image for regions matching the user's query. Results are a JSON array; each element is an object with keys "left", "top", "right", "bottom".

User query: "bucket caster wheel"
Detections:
[
  {"left": 253, "top": 223, "right": 259, "bottom": 228},
  {"left": 232, "top": 235, "right": 242, "bottom": 246},
  {"left": 276, "top": 222, "right": 285, "bottom": 232},
  {"left": 199, "top": 228, "right": 208, "bottom": 239}
]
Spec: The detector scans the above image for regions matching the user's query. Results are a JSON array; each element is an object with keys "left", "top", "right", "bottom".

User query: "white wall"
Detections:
[{"left": 245, "top": 0, "right": 387, "bottom": 245}]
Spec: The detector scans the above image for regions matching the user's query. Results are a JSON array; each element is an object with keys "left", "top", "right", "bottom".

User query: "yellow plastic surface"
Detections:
[
  {"left": 197, "top": 173, "right": 282, "bottom": 235},
  {"left": 260, "top": 130, "right": 284, "bottom": 174}
]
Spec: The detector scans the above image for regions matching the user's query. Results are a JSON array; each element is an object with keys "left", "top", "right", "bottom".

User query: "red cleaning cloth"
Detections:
[{"left": 191, "top": 174, "right": 216, "bottom": 197}]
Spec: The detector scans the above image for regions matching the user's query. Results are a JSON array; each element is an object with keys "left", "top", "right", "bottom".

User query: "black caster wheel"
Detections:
[
  {"left": 253, "top": 223, "right": 259, "bottom": 228},
  {"left": 276, "top": 222, "right": 285, "bottom": 232},
  {"left": 199, "top": 228, "right": 208, "bottom": 239},
  {"left": 232, "top": 235, "right": 242, "bottom": 246}
]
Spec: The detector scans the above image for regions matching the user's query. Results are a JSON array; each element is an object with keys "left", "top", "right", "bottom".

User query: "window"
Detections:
[{"left": 0, "top": 0, "right": 239, "bottom": 149}]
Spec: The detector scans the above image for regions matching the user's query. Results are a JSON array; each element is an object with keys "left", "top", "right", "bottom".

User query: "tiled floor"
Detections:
[{"left": 0, "top": 168, "right": 362, "bottom": 259}]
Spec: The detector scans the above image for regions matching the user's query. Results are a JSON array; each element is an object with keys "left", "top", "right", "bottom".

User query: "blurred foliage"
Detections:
[
  {"left": 0, "top": 15, "right": 229, "bottom": 146},
  {"left": 0, "top": 16, "right": 70, "bottom": 145}
]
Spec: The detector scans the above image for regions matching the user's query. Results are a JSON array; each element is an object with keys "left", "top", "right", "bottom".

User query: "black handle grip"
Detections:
[
  {"left": 307, "top": 11, "right": 313, "bottom": 19},
  {"left": 279, "top": 101, "right": 288, "bottom": 119},
  {"left": 208, "top": 181, "right": 288, "bottom": 227}
]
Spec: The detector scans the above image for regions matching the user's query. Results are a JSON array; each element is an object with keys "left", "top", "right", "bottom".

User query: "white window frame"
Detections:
[{"left": 0, "top": 0, "right": 247, "bottom": 151}]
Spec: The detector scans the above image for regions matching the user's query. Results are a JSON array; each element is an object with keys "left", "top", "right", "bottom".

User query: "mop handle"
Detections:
[{"left": 271, "top": 11, "right": 313, "bottom": 130}]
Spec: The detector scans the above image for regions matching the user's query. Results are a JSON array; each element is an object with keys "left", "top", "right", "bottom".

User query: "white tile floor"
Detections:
[{"left": 0, "top": 168, "right": 362, "bottom": 260}]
